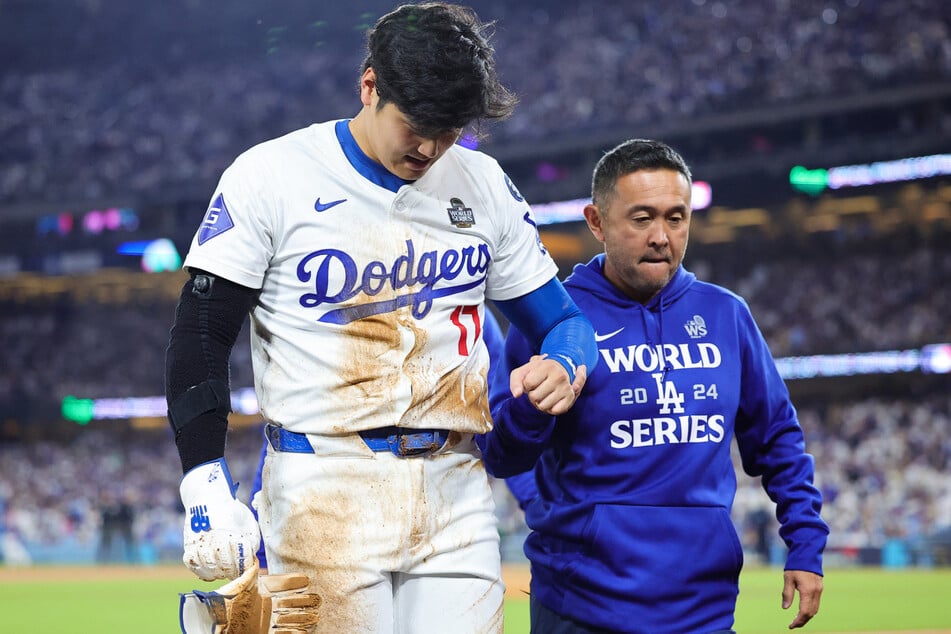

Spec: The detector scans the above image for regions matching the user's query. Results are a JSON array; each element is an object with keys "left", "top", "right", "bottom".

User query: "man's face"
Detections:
[
  {"left": 583, "top": 168, "right": 692, "bottom": 304},
  {"left": 355, "top": 69, "right": 461, "bottom": 181}
]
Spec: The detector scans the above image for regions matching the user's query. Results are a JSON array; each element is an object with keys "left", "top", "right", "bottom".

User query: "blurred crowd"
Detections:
[
  {"left": 2, "top": 229, "right": 948, "bottom": 411},
  {"left": 732, "top": 393, "right": 951, "bottom": 566},
  {"left": 1, "top": 0, "right": 949, "bottom": 207},
  {"left": 0, "top": 226, "right": 949, "bottom": 566},
  {"left": 1, "top": 392, "right": 948, "bottom": 566},
  {"left": 691, "top": 230, "right": 951, "bottom": 357},
  {"left": 0, "top": 424, "right": 261, "bottom": 565}
]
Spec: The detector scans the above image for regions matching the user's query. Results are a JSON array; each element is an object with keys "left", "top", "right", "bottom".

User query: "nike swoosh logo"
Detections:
[
  {"left": 594, "top": 327, "right": 624, "bottom": 342},
  {"left": 314, "top": 198, "right": 347, "bottom": 212}
]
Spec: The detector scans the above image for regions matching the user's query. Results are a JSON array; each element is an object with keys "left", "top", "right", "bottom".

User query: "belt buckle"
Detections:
[
  {"left": 387, "top": 431, "right": 443, "bottom": 457},
  {"left": 267, "top": 424, "right": 282, "bottom": 448}
]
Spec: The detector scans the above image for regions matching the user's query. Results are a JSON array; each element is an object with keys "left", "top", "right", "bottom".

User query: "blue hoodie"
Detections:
[{"left": 480, "top": 255, "right": 828, "bottom": 633}]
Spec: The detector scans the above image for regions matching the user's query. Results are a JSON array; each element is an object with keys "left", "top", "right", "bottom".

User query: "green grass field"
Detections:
[{"left": 1, "top": 565, "right": 949, "bottom": 633}]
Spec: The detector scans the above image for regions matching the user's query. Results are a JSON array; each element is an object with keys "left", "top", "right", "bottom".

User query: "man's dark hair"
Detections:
[
  {"left": 362, "top": 2, "right": 517, "bottom": 138},
  {"left": 591, "top": 139, "right": 693, "bottom": 207}
]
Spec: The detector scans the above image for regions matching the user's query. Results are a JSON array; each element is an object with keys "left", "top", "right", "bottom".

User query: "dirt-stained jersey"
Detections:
[{"left": 183, "top": 120, "right": 557, "bottom": 435}]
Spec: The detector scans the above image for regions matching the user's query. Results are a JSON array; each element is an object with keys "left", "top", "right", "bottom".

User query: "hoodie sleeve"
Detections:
[
  {"left": 733, "top": 301, "right": 830, "bottom": 575},
  {"left": 476, "top": 326, "right": 556, "bottom": 478}
]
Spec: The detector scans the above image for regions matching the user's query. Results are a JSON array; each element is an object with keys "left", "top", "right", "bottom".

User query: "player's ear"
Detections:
[
  {"left": 583, "top": 204, "right": 605, "bottom": 243},
  {"left": 360, "top": 67, "right": 377, "bottom": 107}
]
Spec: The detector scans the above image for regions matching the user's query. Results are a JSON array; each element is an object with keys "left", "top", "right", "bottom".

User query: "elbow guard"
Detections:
[
  {"left": 167, "top": 378, "right": 232, "bottom": 434},
  {"left": 166, "top": 270, "right": 258, "bottom": 472}
]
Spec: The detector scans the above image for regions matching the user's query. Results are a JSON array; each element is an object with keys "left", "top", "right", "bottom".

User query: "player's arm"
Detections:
[
  {"left": 494, "top": 276, "right": 598, "bottom": 415},
  {"left": 478, "top": 278, "right": 597, "bottom": 477},
  {"left": 166, "top": 268, "right": 262, "bottom": 581},
  {"left": 478, "top": 326, "right": 554, "bottom": 477},
  {"left": 167, "top": 268, "right": 258, "bottom": 471}
]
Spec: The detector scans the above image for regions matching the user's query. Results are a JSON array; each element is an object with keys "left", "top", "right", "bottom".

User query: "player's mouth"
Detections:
[{"left": 404, "top": 155, "right": 432, "bottom": 172}]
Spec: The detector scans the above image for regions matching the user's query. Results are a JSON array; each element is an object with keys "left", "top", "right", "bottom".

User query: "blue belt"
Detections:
[{"left": 265, "top": 423, "right": 449, "bottom": 457}]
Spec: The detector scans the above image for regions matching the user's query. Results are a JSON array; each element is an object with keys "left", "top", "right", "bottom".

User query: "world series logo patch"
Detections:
[{"left": 447, "top": 197, "right": 475, "bottom": 228}]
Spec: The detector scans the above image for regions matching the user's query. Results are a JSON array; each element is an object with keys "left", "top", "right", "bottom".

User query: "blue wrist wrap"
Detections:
[{"left": 496, "top": 278, "right": 599, "bottom": 381}]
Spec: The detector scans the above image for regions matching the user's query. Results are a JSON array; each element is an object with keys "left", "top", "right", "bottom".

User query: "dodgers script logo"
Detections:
[{"left": 297, "top": 239, "right": 491, "bottom": 324}]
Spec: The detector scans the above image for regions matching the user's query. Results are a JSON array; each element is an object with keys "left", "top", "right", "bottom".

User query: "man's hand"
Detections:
[
  {"left": 180, "top": 458, "right": 261, "bottom": 581},
  {"left": 782, "top": 569, "right": 823, "bottom": 629},
  {"left": 510, "top": 355, "right": 587, "bottom": 415}
]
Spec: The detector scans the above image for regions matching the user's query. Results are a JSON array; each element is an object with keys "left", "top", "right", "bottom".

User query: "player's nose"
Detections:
[{"left": 417, "top": 138, "right": 440, "bottom": 158}]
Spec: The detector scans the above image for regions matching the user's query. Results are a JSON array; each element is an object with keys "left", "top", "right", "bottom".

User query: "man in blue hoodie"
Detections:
[{"left": 479, "top": 139, "right": 828, "bottom": 633}]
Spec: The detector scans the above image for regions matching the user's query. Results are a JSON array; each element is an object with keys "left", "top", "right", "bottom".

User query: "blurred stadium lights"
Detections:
[
  {"left": 535, "top": 162, "right": 569, "bottom": 183},
  {"left": 141, "top": 238, "right": 181, "bottom": 272},
  {"left": 36, "top": 207, "right": 139, "bottom": 237},
  {"left": 62, "top": 387, "right": 259, "bottom": 424},
  {"left": 790, "top": 152, "right": 951, "bottom": 196},
  {"left": 775, "top": 344, "right": 951, "bottom": 380},
  {"left": 116, "top": 241, "right": 153, "bottom": 255},
  {"left": 921, "top": 344, "right": 951, "bottom": 375},
  {"left": 63, "top": 345, "right": 951, "bottom": 423},
  {"left": 117, "top": 238, "right": 182, "bottom": 273}
]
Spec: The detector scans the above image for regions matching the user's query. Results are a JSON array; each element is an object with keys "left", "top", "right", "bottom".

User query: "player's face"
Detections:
[
  {"left": 371, "top": 103, "right": 461, "bottom": 180},
  {"left": 353, "top": 69, "right": 461, "bottom": 181},
  {"left": 583, "top": 169, "right": 691, "bottom": 304}
]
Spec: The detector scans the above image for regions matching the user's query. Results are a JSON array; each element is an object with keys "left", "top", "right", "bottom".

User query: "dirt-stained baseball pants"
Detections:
[{"left": 256, "top": 430, "right": 504, "bottom": 633}]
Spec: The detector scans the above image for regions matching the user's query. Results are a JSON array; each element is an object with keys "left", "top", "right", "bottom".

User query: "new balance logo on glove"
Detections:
[{"left": 190, "top": 505, "right": 212, "bottom": 532}]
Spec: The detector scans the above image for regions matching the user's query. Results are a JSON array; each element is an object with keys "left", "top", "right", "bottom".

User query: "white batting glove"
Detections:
[{"left": 180, "top": 458, "right": 260, "bottom": 581}]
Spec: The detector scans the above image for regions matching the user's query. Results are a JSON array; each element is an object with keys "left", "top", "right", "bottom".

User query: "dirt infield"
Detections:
[
  {"left": 502, "top": 562, "right": 532, "bottom": 598},
  {"left": 0, "top": 563, "right": 534, "bottom": 599}
]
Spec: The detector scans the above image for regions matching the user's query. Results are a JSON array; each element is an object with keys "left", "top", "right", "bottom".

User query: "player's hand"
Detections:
[
  {"left": 180, "top": 458, "right": 261, "bottom": 581},
  {"left": 510, "top": 355, "right": 587, "bottom": 416},
  {"left": 782, "top": 569, "right": 823, "bottom": 629}
]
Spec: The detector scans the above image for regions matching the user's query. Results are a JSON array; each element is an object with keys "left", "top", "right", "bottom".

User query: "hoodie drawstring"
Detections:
[
  {"left": 659, "top": 300, "right": 671, "bottom": 381},
  {"left": 640, "top": 300, "right": 672, "bottom": 381}
]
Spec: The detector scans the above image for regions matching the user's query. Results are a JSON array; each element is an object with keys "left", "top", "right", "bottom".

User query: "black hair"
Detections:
[
  {"left": 362, "top": 2, "right": 517, "bottom": 138},
  {"left": 591, "top": 139, "right": 693, "bottom": 206}
]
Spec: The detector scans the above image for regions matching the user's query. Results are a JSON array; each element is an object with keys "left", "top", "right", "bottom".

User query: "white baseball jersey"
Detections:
[{"left": 184, "top": 120, "right": 557, "bottom": 436}]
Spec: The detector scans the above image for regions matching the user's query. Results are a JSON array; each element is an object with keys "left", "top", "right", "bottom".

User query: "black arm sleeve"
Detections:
[{"left": 165, "top": 268, "right": 259, "bottom": 473}]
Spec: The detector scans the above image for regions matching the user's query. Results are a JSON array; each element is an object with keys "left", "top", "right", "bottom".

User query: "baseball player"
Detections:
[
  {"left": 480, "top": 139, "right": 828, "bottom": 632},
  {"left": 165, "top": 3, "right": 598, "bottom": 633}
]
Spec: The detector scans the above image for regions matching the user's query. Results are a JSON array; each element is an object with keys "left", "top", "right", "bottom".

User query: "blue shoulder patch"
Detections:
[
  {"left": 504, "top": 173, "right": 524, "bottom": 202},
  {"left": 197, "top": 193, "right": 235, "bottom": 245},
  {"left": 522, "top": 211, "right": 548, "bottom": 255}
]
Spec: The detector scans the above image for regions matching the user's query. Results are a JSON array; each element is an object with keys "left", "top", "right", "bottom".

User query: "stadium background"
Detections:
[{"left": 0, "top": 0, "right": 949, "bottom": 598}]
